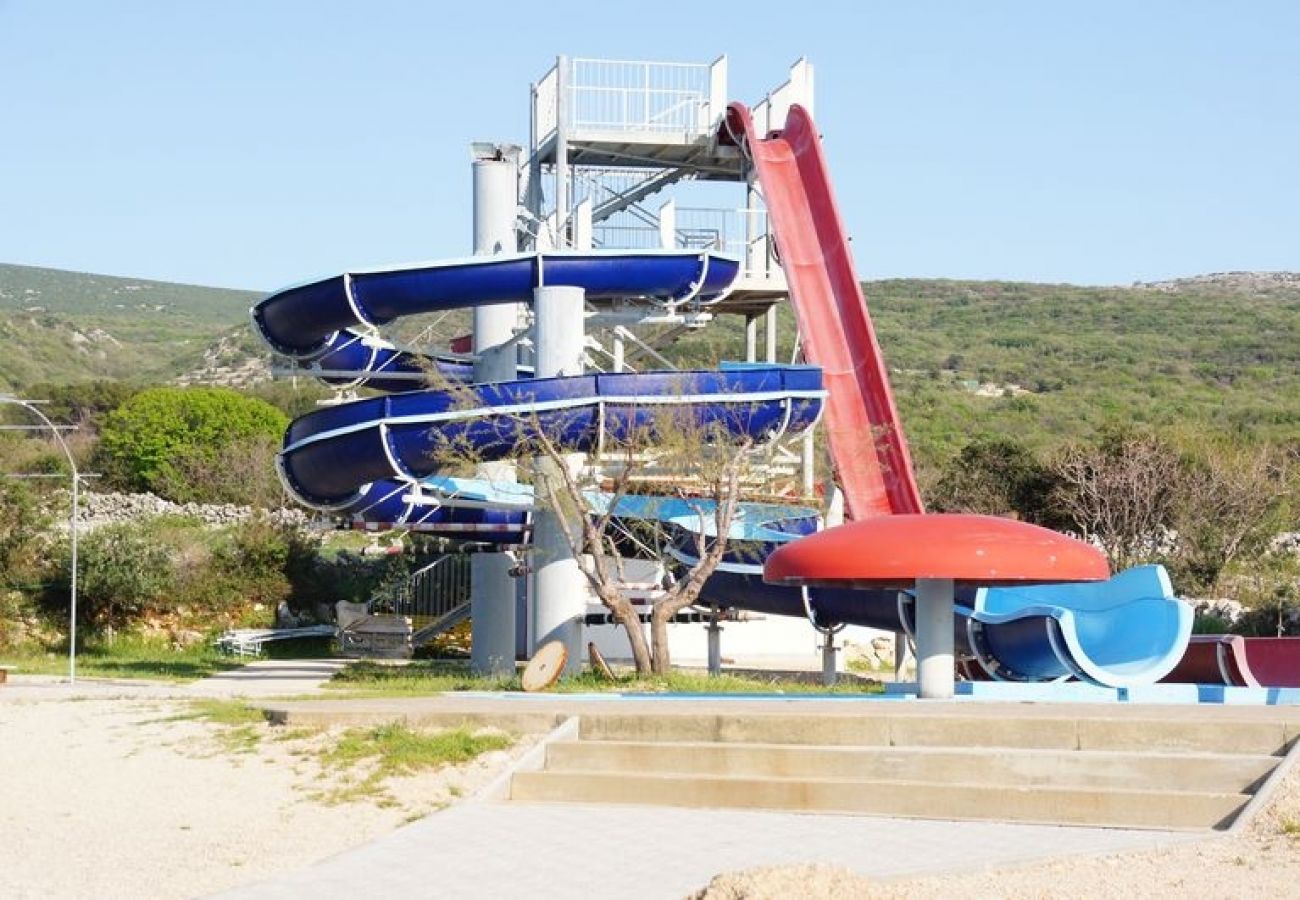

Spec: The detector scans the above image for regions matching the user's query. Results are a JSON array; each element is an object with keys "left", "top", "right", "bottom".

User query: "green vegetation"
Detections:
[
  {"left": 98, "top": 386, "right": 287, "bottom": 502},
  {"left": 0, "top": 263, "right": 259, "bottom": 390},
  {"left": 0, "top": 635, "right": 240, "bottom": 680},
  {"left": 312, "top": 723, "right": 511, "bottom": 805},
  {"left": 4, "top": 263, "right": 1300, "bottom": 644},
  {"left": 327, "top": 659, "right": 884, "bottom": 696}
]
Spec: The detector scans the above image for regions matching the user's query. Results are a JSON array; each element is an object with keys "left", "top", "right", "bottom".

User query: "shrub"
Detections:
[
  {"left": 99, "top": 386, "right": 288, "bottom": 502},
  {"left": 0, "top": 480, "right": 51, "bottom": 590},
  {"left": 74, "top": 521, "right": 176, "bottom": 628}
]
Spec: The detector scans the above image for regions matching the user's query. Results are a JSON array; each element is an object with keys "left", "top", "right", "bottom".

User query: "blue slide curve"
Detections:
[{"left": 253, "top": 250, "right": 825, "bottom": 532}]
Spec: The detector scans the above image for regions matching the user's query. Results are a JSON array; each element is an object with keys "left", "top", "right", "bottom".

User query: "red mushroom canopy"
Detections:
[{"left": 763, "top": 514, "right": 1110, "bottom": 589}]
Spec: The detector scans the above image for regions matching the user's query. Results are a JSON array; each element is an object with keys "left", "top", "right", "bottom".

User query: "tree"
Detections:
[
  {"left": 1047, "top": 428, "right": 1180, "bottom": 571},
  {"left": 528, "top": 412, "right": 758, "bottom": 675},
  {"left": 99, "top": 386, "right": 288, "bottom": 503},
  {"left": 927, "top": 437, "right": 1060, "bottom": 525},
  {"left": 1168, "top": 437, "right": 1294, "bottom": 593},
  {"left": 424, "top": 389, "right": 783, "bottom": 676}
]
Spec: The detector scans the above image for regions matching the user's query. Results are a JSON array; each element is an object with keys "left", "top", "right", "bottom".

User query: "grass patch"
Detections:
[
  {"left": 326, "top": 660, "right": 884, "bottom": 697},
  {"left": 326, "top": 660, "right": 520, "bottom": 695},
  {"left": 188, "top": 698, "right": 265, "bottom": 726},
  {"left": 0, "top": 638, "right": 242, "bottom": 682},
  {"left": 313, "top": 723, "right": 512, "bottom": 806},
  {"left": 1280, "top": 816, "right": 1300, "bottom": 836}
]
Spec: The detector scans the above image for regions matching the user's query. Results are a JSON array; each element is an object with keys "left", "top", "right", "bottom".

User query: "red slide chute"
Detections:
[{"left": 723, "top": 103, "right": 923, "bottom": 519}]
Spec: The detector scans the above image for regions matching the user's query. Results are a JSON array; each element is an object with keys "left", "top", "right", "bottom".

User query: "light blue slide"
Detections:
[{"left": 960, "top": 565, "right": 1193, "bottom": 687}]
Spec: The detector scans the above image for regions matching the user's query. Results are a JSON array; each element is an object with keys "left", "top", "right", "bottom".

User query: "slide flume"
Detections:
[{"left": 722, "top": 102, "right": 923, "bottom": 519}]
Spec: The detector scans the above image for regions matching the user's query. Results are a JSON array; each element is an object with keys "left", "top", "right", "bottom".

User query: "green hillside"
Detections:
[
  {"left": 4, "top": 262, "right": 1299, "bottom": 467},
  {"left": 0, "top": 263, "right": 261, "bottom": 389},
  {"left": 669, "top": 273, "right": 1300, "bottom": 463}
]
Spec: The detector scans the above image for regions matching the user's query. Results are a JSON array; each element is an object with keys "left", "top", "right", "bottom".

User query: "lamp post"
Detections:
[{"left": 0, "top": 396, "right": 80, "bottom": 683}]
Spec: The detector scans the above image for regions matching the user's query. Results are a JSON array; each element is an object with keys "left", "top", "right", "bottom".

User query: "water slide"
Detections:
[
  {"left": 720, "top": 103, "right": 923, "bottom": 520},
  {"left": 714, "top": 102, "right": 1191, "bottom": 687},
  {"left": 1164, "top": 636, "right": 1300, "bottom": 688},
  {"left": 253, "top": 251, "right": 826, "bottom": 530},
  {"left": 252, "top": 107, "right": 1191, "bottom": 687}
]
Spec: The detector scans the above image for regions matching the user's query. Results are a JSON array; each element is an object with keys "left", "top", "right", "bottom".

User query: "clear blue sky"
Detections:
[{"left": 1, "top": 1, "right": 1296, "bottom": 290}]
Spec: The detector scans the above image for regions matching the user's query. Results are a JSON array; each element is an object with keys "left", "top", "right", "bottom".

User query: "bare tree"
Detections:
[
  {"left": 528, "top": 409, "right": 759, "bottom": 675},
  {"left": 1048, "top": 430, "right": 1180, "bottom": 571}
]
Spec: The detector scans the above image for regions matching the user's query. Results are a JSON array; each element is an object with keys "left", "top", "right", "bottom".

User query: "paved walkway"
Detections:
[
  {"left": 221, "top": 800, "right": 1193, "bottom": 899},
  {"left": 1, "top": 658, "right": 348, "bottom": 701},
  {"left": 187, "top": 658, "right": 350, "bottom": 697}
]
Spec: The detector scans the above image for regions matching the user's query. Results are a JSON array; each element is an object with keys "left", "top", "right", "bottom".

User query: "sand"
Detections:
[
  {"left": 6, "top": 673, "right": 1300, "bottom": 899},
  {"left": 0, "top": 678, "right": 534, "bottom": 899}
]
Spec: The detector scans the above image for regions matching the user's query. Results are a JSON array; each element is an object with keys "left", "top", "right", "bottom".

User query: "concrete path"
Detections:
[
  {"left": 1, "top": 658, "right": 347, "bottom": 701},
  {"left": 221, "top": 800, "right": 1192, "bottom": 899},
  {"left": 186, "top": 658, "right": 350, "bottom": 698}
]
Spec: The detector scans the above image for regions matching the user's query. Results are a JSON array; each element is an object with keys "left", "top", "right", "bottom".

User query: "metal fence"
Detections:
[
  {"left": 535, "top": 57, "right": 717, "bottom": 144},
  {"left": 378, "top": 554, "right": 472, "bottom": 631}
]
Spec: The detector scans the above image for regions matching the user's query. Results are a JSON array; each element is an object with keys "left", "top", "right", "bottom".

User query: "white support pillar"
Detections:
[
  {"left": 765, "top": 304, "right": 778, "bottom": 363},
  {"left": 612, "top": 332, "right": 625, "bottom": 373},
  {"left": 915, "top": 578, "right": 955, "bottom": 699},
  {"left": 573, "top": 199, "right": 593, "bottom": 251},
  {"left": 744, "top": 314, "right": 758, "bottom": 363},
  {"left": 469, "top": 145, "right": 521, "bottom": 677},
  {"left": 531, "top": 284, "right": 587, "bottom": 674},
  {"left": 658, "top": 199, "right": 676, "bottom": 250}
]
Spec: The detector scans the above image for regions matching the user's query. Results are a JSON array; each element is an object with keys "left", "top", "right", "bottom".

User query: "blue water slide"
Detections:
[
  {"left": 959, "top": 564, "right": 1192, "bottom": 687},
  {"left": 253, "top": 250, "right": 739, "bottom": 358},
  {"left": 254, "top": 249, "right": 822, "bottom": 532},
  {"left": 279, "top": 366, "right": 824, "bottom": 511}
]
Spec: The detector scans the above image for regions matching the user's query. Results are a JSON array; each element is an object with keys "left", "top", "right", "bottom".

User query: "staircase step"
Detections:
[
  {"left": 510, "top": 770, "right": 1248, "bottom": 830},
  {"left": 544, "top": 740, "right": 1278, "bottom": 794},
  {"left": 579, "top": 713, "right": 1292, "bottom": 756}
]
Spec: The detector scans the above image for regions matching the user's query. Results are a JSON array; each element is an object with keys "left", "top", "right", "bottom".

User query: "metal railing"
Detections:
[
  {"left": 590, "top": 205, "right": 780, "bottom": 282},
  {"left": 534, "top": 57, "right": 725, "bottom": 145},
  {"left": 374, "top": 554, "right": 472, "bottom": 641}
]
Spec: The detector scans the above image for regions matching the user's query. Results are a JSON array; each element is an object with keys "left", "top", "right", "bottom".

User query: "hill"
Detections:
[
  {"left": 3, "top": 262, "right": 1299, "bottom": 464},
  {"left": 0, "top": 263, "right": 261, "bottom": 389}
]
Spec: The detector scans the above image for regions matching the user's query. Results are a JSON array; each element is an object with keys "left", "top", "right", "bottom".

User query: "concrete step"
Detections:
[
  {"left": 510, "top": 769, "right": 1248, "bottom": 830},
  {"left": 578, "top": 713, "right": 1292, "bottom": 756},
  {"left": 544, "top": 740, "right": 1279, "bottom": 794}
]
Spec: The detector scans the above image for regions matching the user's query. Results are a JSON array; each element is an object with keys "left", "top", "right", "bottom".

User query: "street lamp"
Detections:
[{"left": 0, "top": 395, "right": 80, "bottom": 683}]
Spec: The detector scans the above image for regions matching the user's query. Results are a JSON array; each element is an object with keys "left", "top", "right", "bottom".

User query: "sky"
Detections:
[{"left": 1, "top": 0, "right": 1296, "bottom": 291}]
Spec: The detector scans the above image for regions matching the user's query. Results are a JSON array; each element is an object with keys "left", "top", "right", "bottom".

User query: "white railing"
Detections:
[
  {"left": 590, "top": 205, "right": 781, "bottom": 283},
  {"left": 534, "top": 56, "right": 727, "bottom": 145}
]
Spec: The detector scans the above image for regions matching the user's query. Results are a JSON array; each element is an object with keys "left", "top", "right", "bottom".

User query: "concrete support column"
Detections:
[
  {"left": 821, "top": 630, "right": 838, "bottom": 687},
  {"left": 469, "top": 146, "right": 521, "bottom": 677},
  {"left": 706, "top": 617, "right": 723, "bottom": 676},
  {"left": 744, "top": 315, "right": 758, "bottom": 363},
  {"left": 915, "top": 578, "right": 955, "bottom": 699},
  {"left": 530, "top": 284, "right": 587, "bottom": 674}
]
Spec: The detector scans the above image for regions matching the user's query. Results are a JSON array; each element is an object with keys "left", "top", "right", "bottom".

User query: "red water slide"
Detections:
[{"left": 722, "top": 103, "right": 923, "bottom": 519}]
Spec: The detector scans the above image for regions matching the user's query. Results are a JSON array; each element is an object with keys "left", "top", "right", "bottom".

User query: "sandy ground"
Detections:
[
  {"left": 694, "top": 769, "right": 1300, "bottom": 899},
  {"left": 7, "top": 673, "right": 1300, "bottom": 899},
  {"left": 0, "top": 678, "right": 536, "bottom": 899}
]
